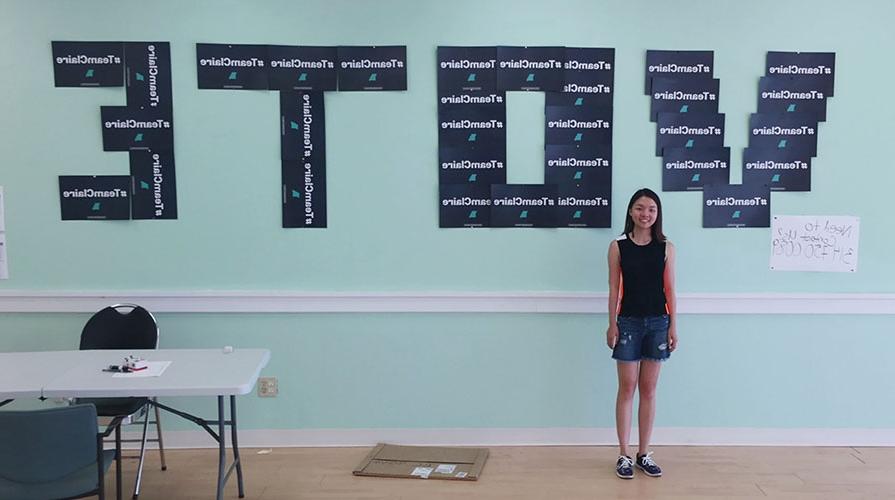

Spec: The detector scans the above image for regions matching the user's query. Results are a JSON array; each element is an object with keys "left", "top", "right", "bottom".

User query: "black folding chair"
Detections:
[
  {"left": 0, "top": 404, "right": 121, "bottom": 500},
  {"left": 77, "top": 303, "right": 167, "bottom": 499}
]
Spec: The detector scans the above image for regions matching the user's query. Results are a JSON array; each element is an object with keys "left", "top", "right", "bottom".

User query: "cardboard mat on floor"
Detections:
[{"left": 353, "top": 443, "right": 489, "bottom": 480}]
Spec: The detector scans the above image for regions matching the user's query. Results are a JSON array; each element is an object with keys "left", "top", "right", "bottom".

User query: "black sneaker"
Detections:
[
  {"left": 636, "top": 452, "right": 662, "bottom": 477},
  {"left": 615, "top": 455, "right": 634, "bottom": 479}
]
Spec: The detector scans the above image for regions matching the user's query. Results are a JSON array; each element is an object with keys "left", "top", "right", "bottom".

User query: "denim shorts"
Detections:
[{"left": 612, "top": 315, "right": 671, "bottom": 362}]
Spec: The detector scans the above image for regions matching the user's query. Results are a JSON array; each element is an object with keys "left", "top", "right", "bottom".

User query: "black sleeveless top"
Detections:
[{"left": 618, "top": 234, "right": 667, "bottom": 317}]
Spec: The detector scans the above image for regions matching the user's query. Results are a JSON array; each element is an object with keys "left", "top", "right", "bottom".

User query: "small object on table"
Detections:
[{"left": 123, "top": 355, "right": 149, "bottom": 372}]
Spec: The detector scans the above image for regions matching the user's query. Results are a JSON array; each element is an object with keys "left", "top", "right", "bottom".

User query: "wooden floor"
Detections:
[{"left": 109, "top": 446, "right": 895, "bottom": 499}]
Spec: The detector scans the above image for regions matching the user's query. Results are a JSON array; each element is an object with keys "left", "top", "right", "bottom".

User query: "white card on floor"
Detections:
[
  {"left": 410, "top": 467, "right": 433, "bottom": 478},
  {"left": 455, "top": 471, "right": 468, "bottom": 478},
  {"left": 435, "top": 464, "right": 456, "bottom": 474}
]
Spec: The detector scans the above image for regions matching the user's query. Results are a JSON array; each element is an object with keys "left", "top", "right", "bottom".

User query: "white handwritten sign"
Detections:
[
  {"left": 0, "top": 186, "right": 6, "bottom": 279},
  {"left": 770, "top": 215, "right": 859, "bottom": 272}
]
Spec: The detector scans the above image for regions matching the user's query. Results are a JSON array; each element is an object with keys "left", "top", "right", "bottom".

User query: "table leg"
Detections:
[
  {"left": 230, "top": 395, "right": 245, "bottom": 498},
  {"left": 216, "top": 395, "right": 225, "bottom": 500},
  {"left": 116, "top": 423, "right": 123, "bottom": 500},
  {"left": 153, "top": 397, "right": 247, "bottom": 499}
]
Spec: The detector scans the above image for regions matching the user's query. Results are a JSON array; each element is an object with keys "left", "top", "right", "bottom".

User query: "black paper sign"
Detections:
[
  {"left": 59, "top": 175, "right": 131, "bottom": 220},
  {"left": 645, "top": 50, "right": 714, "bottom": 94},
  {"left": 439, "top": 146, "right": 507, "bottom": 185},
  {"left": 438, "top": 90, "right": 506, "bottom": 113},
  {"left": 130, "top": 149, "right": 177, "bottom": 219},
  {"left": 742, "top": 147, "right": 812, "bottom": 191},
  {"left": 437, "top": 46, "right": 498, "bottom": 92},
  {"left": 268, "top": 45, "right": 338, "bottom": 91},
  {"left": 282, "top": 156, "right": 326, "bottom": 228},
  {"left": 555, "top": 184, "right": 611, "bottom": 228},
  {"left": 125, "top": 42, "right": 173, "bottom": 115},
  {"left": 757, "top": 76, "right": 829, "bottom": 121},
  {"left": 440, "top": 184, "right": 492, "bottom": 228},
  {"left": 655, "top": 112, "right": 724, "bottom": 156},
  {"left": 766, "top": 51, "right": 835, "bottom": 96},
  {"left": 661, "top": 147, "right": 730, "bottom": 191},
  {"left": 280, "top": 92, "right": 326, "bottom": 161},
  {"left": 545, "top": 105, "right": 612, "bottom": 146},
  {"left": 196, "top": 44, "right": 269, "bottom": 90},
  {"left": 748, "top": 113, "right": 818, "bottom": 156},
  {"left": 562, "top": 47, "right": 614, "bottom": 95},
  {"left": 100, "top": 106, "right": 173, "bottom": 151},
  {"left": 438, "top": 105, "right": 506, "bottom": 148},
  {"left": 491, "top": 184, "right": 558, "bottom": 228},
  {"left": 281, "top": 91, "right": 326, "bottom": 227},
  {"left": 702, "top": 184, "right": 770, "bottom": 228},
  {"left": 496, "top": 46, "right": 565, "bottom": 92},
  {"left": 649, "top": 77, "right": 720, "bottom": 120},
  {"left": 337, "top": 46, "right": 407, "bottom": 91},
  {"left": 545, "top": 145, "right": 612, "bottom": 187},
  {"left": 52, "top": 41, "right": 124, "bottom": 87}
]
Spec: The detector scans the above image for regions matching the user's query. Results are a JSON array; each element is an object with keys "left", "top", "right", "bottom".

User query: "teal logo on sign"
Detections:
[
  {"left": 290, "top": 121, "right": 299, "bottom": 130},
  {"left": 691, "top": 173, "right": 700, "bottom": 182},
  {"left": 573, "top": 210, "right": 582, "bottom": 219},
  {"left": 140, "top": 181, "right": 150, "bottom": 190},
  {"left": 525, "top": 73, "right": 535, "bottom": 82},
  {"left": 732, "top": 210, "right": 741, "bottom": 219},
  {"left": 685, "top": 139, "right": 694, "bottom": 148},
  {"left": 519, "top": 210, "right": 529, "bottom": 219},
  {"left": 778, "top": 139, "right": 787, "bottom": 149},
  {"left": 298, "top": 73, "right": 308, "bottom": 82},
  {"left": 467, "top": 73, "right": 477, "bottom": 82},
  {"left": 771, "top": 174, "right": 781, "bottom": 183},
  {"left": 679, "top": 104, "right": 689, "bottom": 113},
  {"left": 573, "top": 171, "right": 583, "bottom": 180},
  {"left": 291, "top": 190, "right": 301, "bottom": 199},
  {"left": 85, "top": 69, "right": 95, "bottom": 78},
  {"left": 368, "top": 73, "right": 378, "bottom": 82},
  {"left": 786, "top": 103, "right": 797, "bottom": 112},
  {"left": 91, "top": 202, "right": 101, "bottom": 211},
  {"left": 574, "top": 133, "right": 583, "bottom": 142},
  {"left": 468, "top": 173, "right": 477, "bottom": 182},
  {"left": 574, "top": 97, "right": 584, "bottom": 106},
  {"left": 468, "top": 210, "right": 478, "bottom": 219},
  {"left": 228, "top": 71, "right": 238, "bottom": 80},
  {"left": 467, "top": 133, "right": 477, "bottom": 142},
  {"left": 135, "top": 72, "right": 145, "bottom": 82},
  {"left": 134, "top": 133, "right": 144, "bottom": 142}
]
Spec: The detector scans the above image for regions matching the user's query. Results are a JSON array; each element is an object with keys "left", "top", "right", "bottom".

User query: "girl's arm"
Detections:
[
  {"left": 606, "top": 240, "right": 621, "bottom": 348},
  {"left": 664, "top": 241, "right": 678, "bottom": 351}
]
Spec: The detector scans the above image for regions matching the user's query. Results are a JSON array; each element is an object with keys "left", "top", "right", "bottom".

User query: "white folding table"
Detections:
[
  {"left": 0, "top": 348, "right": 270, "bottom": 500},
  {"left": 0, "top": 350, "right": 82, "bottom": 402}
]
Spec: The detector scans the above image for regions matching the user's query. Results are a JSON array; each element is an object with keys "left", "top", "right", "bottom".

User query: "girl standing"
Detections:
[{"left": 606, "top": 188, "right": 677, "bottom": 479}]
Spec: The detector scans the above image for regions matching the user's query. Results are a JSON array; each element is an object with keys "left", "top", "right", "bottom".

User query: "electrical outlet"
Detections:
[{"left": 258, "top": 376, "right": 278, "bottom": 397}]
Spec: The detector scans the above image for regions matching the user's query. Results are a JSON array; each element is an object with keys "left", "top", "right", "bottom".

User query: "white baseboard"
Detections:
[
  {"left": 1, "top": 290, "right": 895, "bottom": 314},
  {"left": 121, "top": 427, "right": 895, "bottom": 449}
]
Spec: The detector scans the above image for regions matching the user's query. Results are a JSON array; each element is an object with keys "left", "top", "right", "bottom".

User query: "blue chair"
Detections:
[
  {"left": 0, "top": 404, "right": 119, "bottom": 500},
  {"left": 77, "top": 304, "right": 167, "bottom": 499}
]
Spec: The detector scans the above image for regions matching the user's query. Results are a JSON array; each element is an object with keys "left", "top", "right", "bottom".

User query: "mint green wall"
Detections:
[
  {"left": 1, "top": 0, "right": 893, "bottom": 431},
  {"left": 1, "top": 0, "right": 892, "bottom": 292},
  {"left": 2, "top": 312, "right": 894, "bottom": 429}
]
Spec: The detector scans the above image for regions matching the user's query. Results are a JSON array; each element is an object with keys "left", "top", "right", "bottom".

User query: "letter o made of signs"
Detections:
[{"left": 437, "top": 46, "right": 614, "bottom": 229}]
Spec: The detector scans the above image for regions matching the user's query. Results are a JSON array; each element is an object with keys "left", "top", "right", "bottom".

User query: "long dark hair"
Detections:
[{"left": 622, "top": 188, "right": 666, "bottom": 242}]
